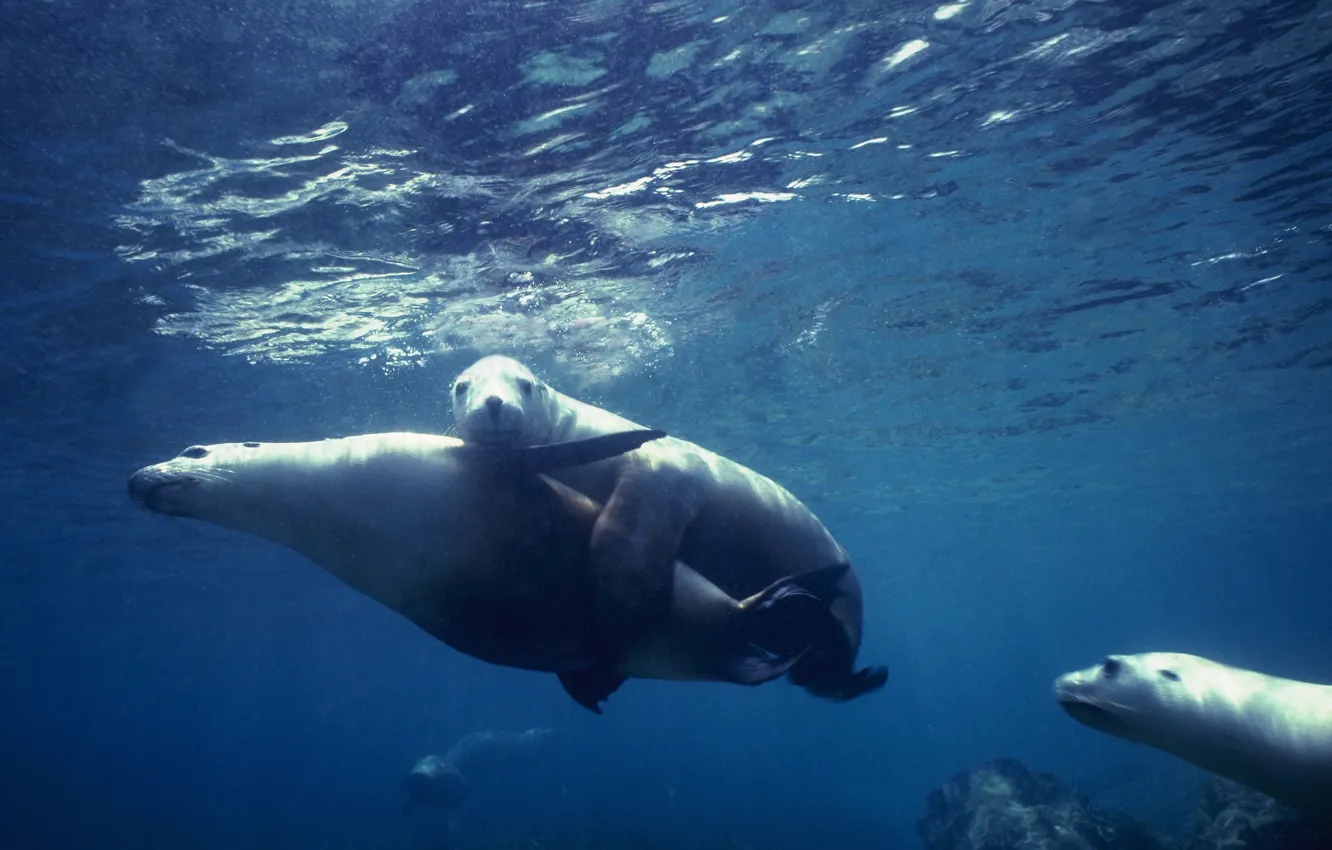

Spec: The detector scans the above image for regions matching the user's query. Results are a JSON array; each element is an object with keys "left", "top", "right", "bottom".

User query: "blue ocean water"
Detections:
[{"left": 2, "top": 0, "right": 1330, "bottom": 847}]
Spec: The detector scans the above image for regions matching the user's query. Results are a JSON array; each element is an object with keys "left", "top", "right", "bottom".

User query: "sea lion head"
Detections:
[
  {"left": 451, "top": 355, "right": 558, "bottom": 447},
  {"left": 1054, "top": 652, "right": 1207, "bottom": 746},
  {"left": 128, "top": 440, "right": 276, "bottom": 522},
  {"left": 405, "top": 755, "right": 467, "bottom": 812},
  {"left": 127, "top": 434, "right": 464, "bottom": 552}
]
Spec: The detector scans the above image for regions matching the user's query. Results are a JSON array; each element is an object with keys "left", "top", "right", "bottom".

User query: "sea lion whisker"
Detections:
[{"left": 188, "top": 468, "right": 234, "bottom": 484}]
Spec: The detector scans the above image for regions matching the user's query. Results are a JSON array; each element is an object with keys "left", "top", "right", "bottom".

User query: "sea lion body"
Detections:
[
  {"left": 128, "top": 432, "right": 841, "bottom": 708},
  {"left": 1055, "top": 652, "right": 1332, "bottom": 827},
  {"left": 451, "top": 355, "right": 887, "bottom": 703}
]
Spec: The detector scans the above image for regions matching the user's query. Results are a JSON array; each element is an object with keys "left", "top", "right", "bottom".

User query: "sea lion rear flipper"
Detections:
[
  {"left": 787, "top": 629, "right": 890, "bottom": 702},
  {"left": 838, "top": 665, "right": 891, "bottom": 699},
  {"left": 725, "top": 564, "right": 853, "bottom": 685},
  {"left": 789, "top": 656, "right": 890, "bottom": 701},
  {"left": 465, "top": 430, "right": 667, "bottom": 475},
  {"left": 557, "top": 666, "right": 626, "bottom": 714}
]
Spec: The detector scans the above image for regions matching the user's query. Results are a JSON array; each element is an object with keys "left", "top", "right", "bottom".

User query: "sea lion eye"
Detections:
[
  {"left": 454, "top": 381, "right": 470, "bottom": 397},
  {"left": 242, "top": 442, "right": 261, "bottom": 448},
  {"left": 179, "top": 446, "right": 210, "bottom": 459},
  {"left": 1101, "top": 658, "right": 1122, "bottom": 679},
  {"left": 517, "top": 378, "right": 534, "bottom": 397},
  {"left": 1159, "top": 669, "right": 1180, "bottom": 681}
]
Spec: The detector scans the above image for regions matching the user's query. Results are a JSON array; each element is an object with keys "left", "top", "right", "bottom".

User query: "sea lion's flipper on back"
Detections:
[
  {"left": 557, "top": 666, "right": 627, "bottom": 715},
  {"left": 462, "top": 430, "right": 667, "bottom": 475},
  {"left": 794, "top": 663, "right": 889, "bottom": 701},
  {"left": 723, "top": 563, "right": 852, "bottom": 685}
]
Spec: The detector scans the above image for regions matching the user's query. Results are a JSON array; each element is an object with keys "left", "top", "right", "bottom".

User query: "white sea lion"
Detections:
[
  {"left": 404, "top": 727, "right": 553, "bottom": 817},
  {"left": 1055, "top": 652, "right": 1332, "bottom": 827},
  {"left": 449, "top": 354, "right": 888, "bottom": 710},
  {"left": 128, "top": 430, "right": 848, "bottom": 711}
]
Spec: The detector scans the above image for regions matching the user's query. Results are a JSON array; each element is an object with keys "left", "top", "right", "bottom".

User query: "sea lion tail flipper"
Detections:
[
  {"left": 841, "top": 665, "right": 891, "bottom": 699},
  {"left": 791, "top": 663, "right": 890, "bottom": 701},
  {"left": 470, "top": 430, "right": 668, "bottom": 475},
  {"left": 557, "top": 666, "right": 626, "bottom": 714},
  {"left": 787, "top": 634, "right": 890, "bottom": 702},
  {"left": 726, "top": 564, "right": 852, "bottom": 685}
]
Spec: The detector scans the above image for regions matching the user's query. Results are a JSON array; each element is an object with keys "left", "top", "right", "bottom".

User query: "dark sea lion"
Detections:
[
  {"left": 1056, "top": 652, "right": 1332, "bottom": 829},
  {"left": 404, "top": 727, "right": 553, "bottom": 817},
  {"left": 450, "top": 355, "right": 888, "bottom": 708},
  {"left": 128, "top": 430, "right": 847, "bottom": 711}
]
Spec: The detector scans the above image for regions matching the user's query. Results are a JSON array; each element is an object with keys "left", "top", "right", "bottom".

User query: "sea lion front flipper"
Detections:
[
  {"left": 587, "top": 461, "right": 701, "bottom": 653},
  {"left": 463, "top": 430, "right": 667, "bottom": 475},
  {"left": 557, "top": 666, "right": 627, "bottom": 714}
]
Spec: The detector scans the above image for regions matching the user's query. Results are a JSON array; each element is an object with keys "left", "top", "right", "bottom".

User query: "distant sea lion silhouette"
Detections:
[
  {"left": 404, "top": 727, "right": 553, "bottom": 818},
  {"left": 450, "top": 354, "right": 888, "bottom": 710},
  {"left": 1055, "top": 652, "right": 1332, "bottom": 828},
  {"left": 128, "top": 431, "right": 847, "bottom": 710}
]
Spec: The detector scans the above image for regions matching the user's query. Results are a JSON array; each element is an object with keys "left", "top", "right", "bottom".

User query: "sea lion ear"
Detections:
[{"left": 464, "top": 429, "right": 667, "bottom": 475}]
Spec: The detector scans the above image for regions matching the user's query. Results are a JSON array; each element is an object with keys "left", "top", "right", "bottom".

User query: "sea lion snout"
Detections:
[
  {"left": 128, "top": 463, "right": 203, "bottom": 517},
  {"left": 1053, "top": 672, "right": 1087, "bottom": 710},
  {"left": 1052, "top": 670, "right": 1082, "bottom": 698},
  {"left": 1052, "top": 669, "right": 1125, "bottom": 737}
]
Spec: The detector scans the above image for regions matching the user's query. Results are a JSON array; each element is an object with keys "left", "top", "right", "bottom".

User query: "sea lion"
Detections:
[
  {"left": 404, "top": 727, "right": 553, "bottom": 817},
  {"left": 127, "top": 430, "right": 848, "bottom": 711},
  {"left": 1055, "top": 652, "right": 1332, "bottom": 828},
  {"left": 449, "top": 355, "right": 888, "bottom": 709}
]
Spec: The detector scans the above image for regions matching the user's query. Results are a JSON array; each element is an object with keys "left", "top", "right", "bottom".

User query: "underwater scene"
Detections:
[{"left": 2, "top": 0, "right": 1331, "bottom": 847}]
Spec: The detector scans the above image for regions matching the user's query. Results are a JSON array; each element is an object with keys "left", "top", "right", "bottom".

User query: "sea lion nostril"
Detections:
[{"left": 485, "top": 396, "right": 504, "bottom": 422}]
